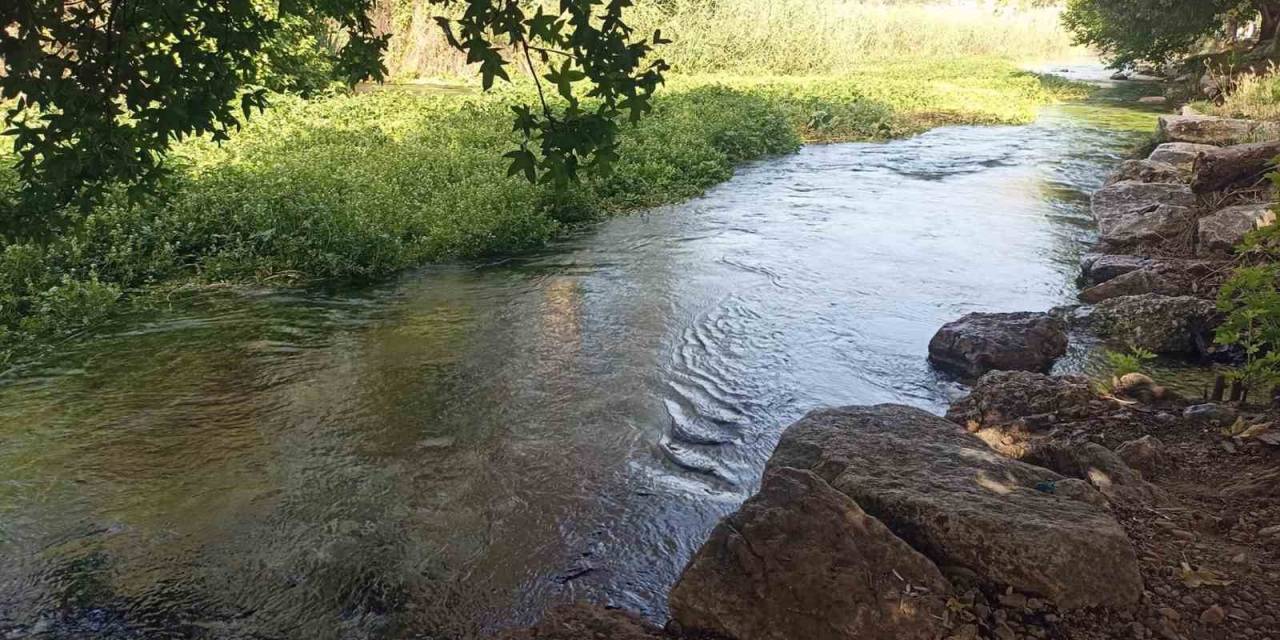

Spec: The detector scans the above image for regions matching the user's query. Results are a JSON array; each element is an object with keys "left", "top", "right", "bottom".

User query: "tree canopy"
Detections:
[
  {"left": 1063, "top": 0, "right": 1280, "bottom": 67},
  {"left": 0, "top": 0, "right": 667, "bottom": 207}
]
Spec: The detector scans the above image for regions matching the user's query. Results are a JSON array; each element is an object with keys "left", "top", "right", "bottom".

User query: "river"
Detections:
[{"left": 0, "top": 68, "right": 1161, "bottom": 639}]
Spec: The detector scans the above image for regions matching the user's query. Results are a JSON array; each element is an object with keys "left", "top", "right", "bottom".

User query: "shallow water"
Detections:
[{"left": 0, "top": 71, "right": 1163, "bottom": 638}]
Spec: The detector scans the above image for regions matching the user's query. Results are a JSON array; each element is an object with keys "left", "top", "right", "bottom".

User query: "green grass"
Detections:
[
  {"left": 378, "top": 0, "right": 1085, "bottom": 81},
  {"left": 1190, "top": 64, "right": 1280, "bottom": 121},
  {"left": 0, "top": 58, "right": 1082, "bottom": 365}
]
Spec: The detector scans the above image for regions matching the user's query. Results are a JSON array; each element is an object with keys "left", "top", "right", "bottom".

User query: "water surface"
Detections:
[{"left": 0, "top": 72, "right": 1160, "bottom": 638}]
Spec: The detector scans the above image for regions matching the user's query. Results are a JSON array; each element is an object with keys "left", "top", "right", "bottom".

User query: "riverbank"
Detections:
[
  {"left": 0, "top": 58, "right": 1084, "bottom": 367},
  {"left": 498, "top": 93, "right": 1280, "bottom": 640}
]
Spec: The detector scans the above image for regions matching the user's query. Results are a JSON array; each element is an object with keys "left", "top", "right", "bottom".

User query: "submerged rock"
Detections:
[
  {"left": 669, "top": 467, "right": 950, "bottom": 640},
  {"left": 928, "top": 312, "right": 1068, "bottom": 378},
  {"left": 498, "top": 604, "right": 668, "bottom": 640},
  {"left": 1091, "top": 181, "right": 1195, "bottom": 246},
  {"left": 1148, "top": 142, "right": 1218, "bottom": 172},
  {"left": 1197, "top": 203, "right": 1276, "bottom": 255},
  {"left": 1082, "top": 294, "right": 1218, "bottom": 354},
  {"left": 1158, "top": 114, "right": 1280, "bottom": 146},
  {"left": 768, "top": 405, "right": 1144, "bottom": 610}
]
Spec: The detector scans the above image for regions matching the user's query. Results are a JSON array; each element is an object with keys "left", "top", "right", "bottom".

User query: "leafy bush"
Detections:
[
  {"left": 1215, "top": 263, "right": 1280, "bottom": 398},
  {"left": 1105, "top": 345, "right": 1158, "bottom": 378}
]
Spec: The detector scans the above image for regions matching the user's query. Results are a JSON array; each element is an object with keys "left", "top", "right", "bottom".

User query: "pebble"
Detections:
[
  {"left": 994, "top": 623, "right": 1016, "bottom": 640},
  {"left": 999, "top": 593, "right": 1028, "bottom": 609},
  {"left": 1254, "top": 614, "right": 1276, "bottom": 626},
  {"left": 1170, "top": 529, "right": 1196, "bottom": 540},
  {"left": 1159, "top": 607, "right": 1181, "bottom": 621},
  {"left": 1200, "top": 605, "right": 1226, "bottom": 625},
  {"left": 1259, "top": 524, "right": 1280, "bottom": 537}
]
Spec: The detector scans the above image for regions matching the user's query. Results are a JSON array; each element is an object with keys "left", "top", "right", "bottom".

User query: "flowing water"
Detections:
[{"left": 0, "top": 69, "right": 1163, "bottom": 639}]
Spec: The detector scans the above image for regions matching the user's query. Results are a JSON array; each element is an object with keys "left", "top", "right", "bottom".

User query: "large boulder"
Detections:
[
  {"left": 1091, "top": 181, "right": 1196, "bottom": 246},
  {"left": 1022, "top": 441, "right": 1157, "bottom": 503},
  {"left": 1158, "top": 114, "right": 1280, "bottom": 146},
  {"left": 927, "top": 312, "right": 1068, "bottom": 378},
  {"left": 1107, "top": 159, "right": 1187, "bottom": 185},
  {"left": 1078, "top": 268, "right": 1184, "bottom": 303},
  {"left": 1148, "top": 142, "right": 1218, "bottom": 172},
  {"left": 1105, "top": 159, "right": 1182, "bottom": 186},
  {"left": 768, "top": 405, "right": 1144, "bottom": 610},
  {"left": 669, "top": 468, "right": 950, "bottom": 640},
  {"left": 1080, "top": 254, "right": 1151, "bottom": 284},
  {"left": 498, "top": 604, "right": 668, "bottom": 640},
  {"left": 1197, "top": 203, "right": 1276, "bottom": 255},
  {"left": 1083, "top": 294, "right": 1219, "bottom": 354},
  {"left": 946, "top": 371, "right": 1099, "bottom": 431}
]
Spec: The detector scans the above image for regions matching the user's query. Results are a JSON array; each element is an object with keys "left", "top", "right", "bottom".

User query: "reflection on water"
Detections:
[{"left": 0, "top": 75, "right": 1161, "bottom": 638}]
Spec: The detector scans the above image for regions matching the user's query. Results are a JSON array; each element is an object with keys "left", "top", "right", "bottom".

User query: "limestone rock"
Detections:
[
  {"left": 1078, "top": 268, "right": 1183, "bottom": 303},
  {"left": 1022, "top": 441, "right": 1156, "bottom": 502},
  {"left": 1148, "top": 142, "right": 1218, "bottom": 172},
  {"left": 1112, "top": 373, "right": 1178, "bottom": 404},
  {"left": 669, "top": 467, "right": 950, "bottom": 640},
  {"left": 1107, "top": 159, "right": 1186, "bottom": 185},
  {"left": 1081, "top": 254, "right": 1151, "bottom": 285},
  {"left": 1183, "top": 403, "right": 1238, "bottom": 427},
  {"left": 1197, "top": 203, "right": 1276, "bottom": 255},
  {"left": 1158, "top": 115, "right": 1280, "bottom": 146},
  {"left": 947, "top": 371, "right": 1098, "bottom": 431},
  {"left": 498, "top": 604, "right": 668, "bottom": 640},
  {"left": 1083, "top": 294, "right": 1218, "bottom": 354},
  {"left": 1091, "top": 181, "right": 1195, "bottom": 246},
  {"left": 1116, "top": 435, "right": 1167, "bottom": 477},
  {"left": 1049, "top": 478, "right": 1110, "bottom": 507},
  {"left": 769, "top": 405, "right": 1144, "bottom": 610},
  {"left": 928, "top": 312, "right": 1068, "bottom": 378}
]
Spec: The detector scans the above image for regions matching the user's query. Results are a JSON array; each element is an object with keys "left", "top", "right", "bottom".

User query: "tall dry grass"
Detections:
[{"left": 374, "top": 0, "right": 1083, "bottom": 80}]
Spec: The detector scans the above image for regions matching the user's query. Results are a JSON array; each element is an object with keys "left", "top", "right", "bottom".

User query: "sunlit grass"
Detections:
[
  {"left": 1191, "top": 64, "right": 1280, "bottom": 121},
  {"left": 0, "top": 56, "right": 1083, "bottom": 362}
]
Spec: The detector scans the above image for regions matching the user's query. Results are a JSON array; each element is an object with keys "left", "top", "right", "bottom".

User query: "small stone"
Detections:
[
  {"left": 994, "top": 623, "right": 1017, "bottom": 640},
  {"left": 999, "top": 592, "right": 1029, "bottom": 609},
  {"left": 952, "top": 624, "right": 979, "bottom": 640},
  {"left": 1184, "top": 403, "right": 1238, "bottom": 427},
  {"left": 1201, "top": 605, "right": 1226, "bottom": 625},
  {"left": 1130, "top": 621, "right": 1148, "bottom": 638},
  {"left": 1254, "top": 614, "right": 1276, "bottom": 626},
  {"left": 1159, "top": 607, "right": 1182, "bottom": 621},
  {"left": 1151, "top": 617, "right": 1181, "bottom": 640},
  {"left": 1170, "top": 529, "right": 1196, "bottom": 540},
  {"left": 1259, "top": 524, "right": 1280, "bottom": 537}
]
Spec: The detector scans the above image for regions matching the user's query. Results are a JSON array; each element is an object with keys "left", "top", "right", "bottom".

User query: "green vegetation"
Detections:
[
  {"left": 0, "top": 0, "right": 1089, "bottom": 364},
  {"left": 1192, "top": 64, "right": 1280, "bottom": 119},
  {"left": 379, "top": 0, "right": 1083, "bottom": 80},
  {"left": 2, "top": 0, "right": 668, "bottom": 203},
  {"left": 1062, "top": 0, "right": 1280, "bottom": 68}
]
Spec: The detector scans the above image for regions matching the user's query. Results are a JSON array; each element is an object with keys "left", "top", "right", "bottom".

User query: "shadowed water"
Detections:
[{"left": 0, "top": 70, "right": 1161, "bottom": 638}]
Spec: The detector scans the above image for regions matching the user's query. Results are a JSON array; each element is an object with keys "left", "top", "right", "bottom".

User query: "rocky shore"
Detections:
[{"left": 500, "top": 114, "right": 1280, "bottom": 639}]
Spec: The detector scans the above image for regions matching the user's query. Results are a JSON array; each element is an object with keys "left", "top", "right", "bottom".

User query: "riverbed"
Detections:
[{"left": 0, "top": 70, "right": 1161, "bottom": 638}]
